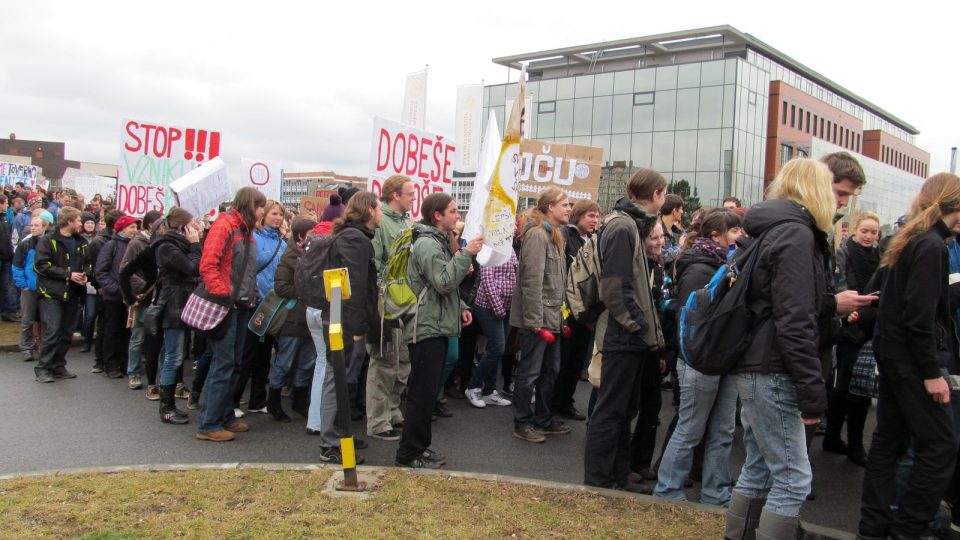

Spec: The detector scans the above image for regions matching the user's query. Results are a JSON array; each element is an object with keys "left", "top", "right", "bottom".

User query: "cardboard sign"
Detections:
[
  {"left": 517, "top": 140, "right": 603, "bottom": 202},
  {"left": 367, "top": 116, "right": 455, "bottom": 220},
  {"left": 299, "top": 196, "right": 327, "bottom": 218},
  {"left": 0, "top": 161, "right": 39, "bottom": 188},
  {"left": 169, "top": 158, "right": 231, "bottom": 219},
  {"left": 61, "top": 168, "right": 117, "bottom": 202},
  {"left": 239, "top": 158, "right": 282, "bottom": 201},
  {"left": 117, "top": 118, "right": 222, "bottom": 217}
]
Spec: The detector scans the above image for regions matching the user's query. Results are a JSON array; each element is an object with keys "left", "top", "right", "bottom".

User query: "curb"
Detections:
[
  {"left": 0, "top": 336, "right": 82, "bottom": 353},
  {"left": 0, "top": 462, "right": 855, "bottom": 539}
]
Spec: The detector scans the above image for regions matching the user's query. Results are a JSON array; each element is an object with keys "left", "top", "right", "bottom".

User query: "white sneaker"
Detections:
[
  {"left": 248, "top": 406, "right": 268, "bottom": 414},
  {"left": 464, "top": 387, "right": 486, "bottom": 409},
  {"left": 483, "top": 390, "right": 512, "bottom": 407},
  {"left": 233, "top": 408, "right": 246, "bottom": 419}
]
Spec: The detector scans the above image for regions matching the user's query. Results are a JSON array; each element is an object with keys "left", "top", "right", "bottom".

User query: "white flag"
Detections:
[
  {"left": 401, "top": 69, "right": 427, "bottom": 129},
  {"left": 454, "top": 84, "right": 483, "bottom": 173}
]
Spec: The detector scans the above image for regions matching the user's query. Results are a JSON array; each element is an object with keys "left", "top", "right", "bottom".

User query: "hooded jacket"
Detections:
[
  {"left": 273, "top": 241, "right": 309, "bottom": 337},
  {"left": 733, "top": 199, "right": 828, "bottom": 418},
  {"left": 34, "top": 230, "right": 93, "bottom": 302},
  {"left": 87, "top": 228, "right": 113, "bottom": 289},
  {"left": 199, "top": 210, "right": 257, "bottom": 307},
  {"left": 327, "top": 220, "right": 379, "bottom": 338},
  {"left": 674, "top": 241, "right": 727, "bottom": 306},
  {"left": 372, "top": 204, "right": 410, "bottom": 280},
  {"left": 121, "top": 230, "right": 153, "bottom": 300},
  {"left": 595, "top": 197, "right": 664, "bottom": 354},
  {"left": 510, "top": 216, "right": 566, "bottom": 333},
  {"left": 95, "top": 233, "right": 132, "bottom": 302},
  {"left": 155, "top": 231, "right": 201, "bottom": 328},
  {"left": 405, "top": 222, "right": 473, "bottom": 344},
  {"left": 13, "top": 234, "right": 40, "bottom": 291},
  {"left": 253, "top": 226, "right": 285, "bottom": 299}
]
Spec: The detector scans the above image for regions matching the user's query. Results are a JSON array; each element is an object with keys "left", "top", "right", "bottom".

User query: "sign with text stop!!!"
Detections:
[
  {"left": 117, "top": 118, "right": 222, "bottom": 217},
  {"left": 367, "top": 116, "right": 455, "bottom": 220}
]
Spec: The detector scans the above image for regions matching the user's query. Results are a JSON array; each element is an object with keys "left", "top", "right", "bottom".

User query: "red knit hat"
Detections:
[{"left": 113, "top": 215, "right": 137, "bottom": 232}]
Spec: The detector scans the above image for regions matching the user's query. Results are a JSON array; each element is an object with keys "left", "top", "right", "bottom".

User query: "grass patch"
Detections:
[
  {"left": 0, "top": 469, "right": 723, "bottom": 538},
  {"left": 0, "top": 320, "right": 21, "bottom": 346}
]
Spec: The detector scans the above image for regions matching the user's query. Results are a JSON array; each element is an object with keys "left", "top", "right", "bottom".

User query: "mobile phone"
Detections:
[{"left": 866, "top": 290, "right": 881, "bottom": 297}]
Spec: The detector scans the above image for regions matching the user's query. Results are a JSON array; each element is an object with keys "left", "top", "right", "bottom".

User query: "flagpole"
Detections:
[{"left": 423, "top": 64, "right": 428, "bottom": 130}]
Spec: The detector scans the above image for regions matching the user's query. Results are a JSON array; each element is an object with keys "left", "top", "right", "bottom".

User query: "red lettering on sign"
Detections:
[
  {"left": 431, "top": 140, "right": 443, "bottom": 182},
  {"left": 376, "top": 129, "right": 391, "bottom": 172},
  {"left": 391, "top": 133, "right": 406, "bottom": 174},
  {"left": 405, "top": 134, "right": 420, "bottom": 176},
  {"left": 124, "top": 121, "right": 142, "bottom": 153},
  {"left": 167, "top": 128, "right": 182, "bottom": 158},
  {"left": 117, "top": 185, "right": 165, "bottom": 217},
  {"left": 369, "top": 179, "right": 382, "bottom": 198},
  {"left": 443, "top": 143, "right": 455, "bottom": 185},
  {"left": 419, "top": 139, "right": 432, "bottom": 181}
]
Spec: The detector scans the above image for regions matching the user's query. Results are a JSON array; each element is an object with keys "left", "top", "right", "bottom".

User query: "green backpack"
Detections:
[{"left": 379, "top": 228, "right": 428, "bottom": 323}]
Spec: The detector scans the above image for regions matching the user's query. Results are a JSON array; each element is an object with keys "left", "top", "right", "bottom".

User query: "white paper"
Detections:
[
  {"left": 463, "top": 111, "right": 501, "bottom": 242},
  {"left": 169, "top": 157, "right": 231, "bottom": 219}
]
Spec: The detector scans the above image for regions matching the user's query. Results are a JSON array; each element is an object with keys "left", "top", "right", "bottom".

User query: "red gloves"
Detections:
[
  {"left": 537, "top": 328, "right": 556, "bottom": 344},
  {"left": 561, "top": 325, "right": 572, "bottom": 339}
]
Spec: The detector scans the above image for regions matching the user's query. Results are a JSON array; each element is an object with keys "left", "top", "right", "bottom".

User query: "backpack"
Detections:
[
  {"left": 294, "top": 232, "right": 337, "bottom": 309},
  {"left": 677, "top": 226, "right": 785, "bottom": 375},
  {"left": 565, "top": 212, "right": 625, "bottom": 324},
  {"left": 378, "top": 228, "right": 426, "bottom": 323}
]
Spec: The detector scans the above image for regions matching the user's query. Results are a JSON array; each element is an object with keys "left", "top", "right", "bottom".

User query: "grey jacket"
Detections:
[{"left": 510, "top": 219, "right": 566, "bottom": 332}]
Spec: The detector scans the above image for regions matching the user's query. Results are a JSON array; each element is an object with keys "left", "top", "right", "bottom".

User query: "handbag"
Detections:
[
  {"left": 181, "top": 229, "right": 252, "bottom": 338},
  {"left": 248, "top": 290, "right": 297, "bottom": 339},
  {"left": 849, "top": 340, "right": 879, "bottom": 399},
  {"left": 142, "top": 301, "right": 165, "bottom": 338}
]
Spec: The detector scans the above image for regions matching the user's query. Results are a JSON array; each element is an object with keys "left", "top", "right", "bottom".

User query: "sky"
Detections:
[{"left": 1, "top": 0, "right": 957, "bottom": 179}]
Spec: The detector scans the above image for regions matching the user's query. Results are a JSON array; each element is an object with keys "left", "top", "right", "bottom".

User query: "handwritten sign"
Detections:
[
  {"left": 0, "top": 161, "right": 40, "bottom": 188},
  {"left": 299, "top": 195, "right": 327, "bottom": 217},
  {"left": 117, "top": 118, "right": 222, "bottom": 217},
  {"left": 239, "top": 158, "right": 282, "bottom": 201},
  {"left": 517, "top": 140, "right": 603, "bottom": 201},
  {"left": 62, "top": 168, "right": 117, "bottom": 202},
  {"left": 169, "top": 158, "right": 230, "bottom": 219},
  {"left": 367, "top": 116, "right": 455, "bottom": 220}
]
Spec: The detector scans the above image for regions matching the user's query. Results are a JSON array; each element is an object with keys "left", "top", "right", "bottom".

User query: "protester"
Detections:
[
  {"left": 367, "top": 175, "right": 414, "bottom": 441},
  {"left": 12, "top": 213, "right": 51, "bottom": 362},
  {"left": 13, "top": 194, "right": 40, "bottom": 236},
  {"left": 858, "top": 173, "right": 960, "bottom": 539},
  {"left": 195, "top": 187, "right": 264, "bottom": 442},
  {"left": 510, "top": 188, "right": 572, "bottom": 443},
  {"left": 33, "top": 207, "right": 93, "bottom": 383},
  {"left": 0, "top": 195, "right": 17, "bottom": 322},
  {"left": 395, "top": 193, "right": 481, "bottom": 469},
  {"left": 584, "top": 168, "right": 666, "bottom": 490},
  {"left": 88, "top": 209, "right": 122, "bottom": 373},
  {"left": 722, "top": 197, "right": 742, "bottom": 210},
  {"left": 659, "top": 194, "right": 685, "bottom": 273},
  {"left": 121, "top": 210, "right": 164, "bottom": 392},
  {"left": 95, "top": 214, "right": 139, "bottom": 379}
]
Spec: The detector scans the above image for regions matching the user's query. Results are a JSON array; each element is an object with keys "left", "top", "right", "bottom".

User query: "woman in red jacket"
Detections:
[{"left": 195, "top": 187, "right": 265, "bottom": 442}]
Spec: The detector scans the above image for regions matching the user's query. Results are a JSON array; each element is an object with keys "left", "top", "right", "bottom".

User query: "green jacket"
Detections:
[
  {"left": 404, "top": 223, "right": 473, "bottom": 344},
  {"left": 372, "top": 204, "right": 411, "bottom": 280}
]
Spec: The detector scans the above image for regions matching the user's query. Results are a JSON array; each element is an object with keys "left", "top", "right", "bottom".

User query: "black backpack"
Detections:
[{"left": 294, "top": 232, "right": 336, "bottom": 309}]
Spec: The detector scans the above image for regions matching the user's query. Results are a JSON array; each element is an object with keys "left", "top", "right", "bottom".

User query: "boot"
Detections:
[
  {"left": 292, "top": 386, "right": 310, "bottom": 418},
  {"left": 846, "top": 397, "right": 870, "bottom": 467},
  {"left": 755, "top": 509, "right": 799, "bottom": 540},
  {"left": 267, "top": 387, "right": 291, "bottom": 422},
  {"left": 187, "top": 391, "right": 201, "bottom": 410},
  {"left": 159, "top": 385, "right": 189, "bottom": 425},
  {"left": 724, "top": 491, "right": 765, "bottom": 540}
]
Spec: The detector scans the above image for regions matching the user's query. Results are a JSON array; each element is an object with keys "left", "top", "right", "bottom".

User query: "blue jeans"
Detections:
[
  {"left": 197, "top": 308, "right": 250, "bottom": 433},
  {"left": 512, "top": 328, "right": 561, "bottom": 430},
  {"left": 271, "top": 335, "right": 316, "bottom": 389},
  {"left": 655, "top": 362, "right": 738, "bottom": 506},
  {"left": 305, "top": 307, "right": 328, "bottom": 432},
  {"left": 82, "top": 293, "right": 98, "bottom": 345},
  {"left": 469, "top": 306, "right": 509, "bottom": 394},
  {"left": 160, "top": 328, "right": 185, "bottom": 386},
  {"left": 128, "top": 322, "right": 145, "bottom": 376},
  {"left": 732, "top": 372, "right": 812, "bottom": 517}
]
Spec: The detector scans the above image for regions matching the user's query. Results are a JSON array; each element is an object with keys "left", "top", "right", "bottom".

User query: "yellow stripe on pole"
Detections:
[
  {"left": 340, "top": 437, "right": 356, "bottom": 469},
  {"left": 329, "top": 323, "right": 344, "bottom": 351}
]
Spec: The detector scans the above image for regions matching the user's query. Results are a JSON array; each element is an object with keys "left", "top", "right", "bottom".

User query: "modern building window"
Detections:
[
  {"left": 781, "top": 143, "right": 794, "bottom": 166},
  {"left": 538, "top": 101, "right": 556, "bottom": 114},
  {"left": 790, "top": 105, "right": 796, "bottom": 128},
  {"left": 782, "top": 101, "right": 788, "bottom": 124},
  {"left": 820, "top": 118, "right": 824, "bottom": 138},
  {"left": 798, "top": 108, "right": 804, "bottom": 131},
  {"left": 806, "top": 111, "right": 811, "bottom": 134},
  {"left": 812, "top": 114, "right": 818, "bottom": 135},
  {"left": 634, "top": 92, "right": 655, "bottom": 105}
]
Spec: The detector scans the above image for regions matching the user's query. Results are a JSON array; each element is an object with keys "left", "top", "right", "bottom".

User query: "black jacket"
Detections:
[
  {"left": 674, "top": 248, "right": 725, "bottom": 307},
  {"left": 87, "top": 228, "right": 113, "bottom": 289},
  {"left": 329, "top": 221, "right": 378, "bottom": 337},
  {"left": 874, "top": 220, "right": 956, "bottom": 380},
  {"left": 34, "top": 230, "right": 94, "bottom": 302},
  {"left": 733, "top": 199, "right": 829, "bottom": 418},
  {"left": 95, "top": 234, "right": 131, "bottom": 302},
  {"left": 0, "top": 214, "right": 12, "bottom": 262},
  {"left": 154, "top": 232, "right": 201, "bottom": 329},
  {"left": 563, "top": 224, "right": 586, "bottom": 270},
  {"left": 273, "top": 242, "right": 309, "bottom": 338},
  {"left": 119, "top": 238, "right": 159, "bottom": 307}
]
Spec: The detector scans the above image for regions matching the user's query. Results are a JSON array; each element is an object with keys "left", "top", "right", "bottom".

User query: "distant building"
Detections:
[
  {"left": 281, "top": 171, "right": 367, "bottom": 207},
  {"left": 0, "top": 134, "right": 117, "bottom": 191}
]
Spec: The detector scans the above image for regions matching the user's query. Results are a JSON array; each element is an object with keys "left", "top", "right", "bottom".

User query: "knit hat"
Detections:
[
  {"left": 81, "top": 212, "right": 96, "bottom": 226},
  {"left": 113, "top": 215, "right": 137, "bottom": 232},
  {"left": 27, "top": 194, "right": 42, "bottom": 206},
  {"left": 340, "top": 187, "right": 361, "bottom": 205},
  {"left": 39, "top": 211, "right": 54, "bottom": 225}
]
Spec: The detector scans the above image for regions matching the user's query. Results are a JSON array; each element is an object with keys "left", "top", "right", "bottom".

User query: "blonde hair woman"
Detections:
[
  {"left": 724, "top": 158, "right": 836, "bottom": 539},
  {"left": 858, "top": 173, "right": 960, "bottom": 539}
]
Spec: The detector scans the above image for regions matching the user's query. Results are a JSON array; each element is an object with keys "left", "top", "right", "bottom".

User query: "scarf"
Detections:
[{"left": 689, "top": 236, "right": 728, "bottom": 263}]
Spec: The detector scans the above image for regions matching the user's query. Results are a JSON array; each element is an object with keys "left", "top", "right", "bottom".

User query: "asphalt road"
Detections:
[{"left": 0, "top": 347, "right": 871, "bottom": 533}]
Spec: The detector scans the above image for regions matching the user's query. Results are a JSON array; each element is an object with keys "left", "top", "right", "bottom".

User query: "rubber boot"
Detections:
[
  {"left": 846, "top": 396, "right": 869, "bottom": 466},
  {"left": 725, "top": 491, "right": 765, "bottom": 540},
  {"left": 267, "top": 387, "right": 292, "bottom": 423},
  {"left": 292, "top": 386, "right": 310, "bottom": 418},
  {"left": 160, "top": 385, "right": 189, "bottom": 425},
  {"left": 755, "top": 509, "right": 799, "bottom": 540}
]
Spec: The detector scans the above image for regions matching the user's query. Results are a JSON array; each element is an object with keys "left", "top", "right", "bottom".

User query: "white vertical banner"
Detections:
[
  {"left": 454, "top": 84, "right": 484, "bottom": 173},
  {"left": 401, "top": 69, "right": 427, "bottom": 129},
  {"left": 239, "top": 158, "right": 283, "bottom": 201}
]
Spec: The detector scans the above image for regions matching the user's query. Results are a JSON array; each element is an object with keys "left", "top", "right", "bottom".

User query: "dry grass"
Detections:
[
  {"left": 0, "top": 469, "right": 723, "bottom": 539},
  {"left": 0, "top": 319, "right": 20, "bottom": 346}
]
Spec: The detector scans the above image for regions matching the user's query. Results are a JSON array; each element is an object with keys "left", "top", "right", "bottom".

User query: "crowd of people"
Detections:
[{"left": 8, "top": 153, "right": 960, "bottom": 538}]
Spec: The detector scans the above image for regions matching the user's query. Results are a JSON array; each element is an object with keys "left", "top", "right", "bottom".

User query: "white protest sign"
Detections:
[
  {"left": 463, "top": 111, "right": 501, "bottom": 242},
  {"left": 239, "top": 158, "right": 282, "bottom": 201},
  {"left": 62, "top": 168, "right": 117, "bottom": 202},
  {"left": 0, "top": 161, "right": 40, "bottom": 188},
  {"left": 117, "top": 118, "right": 222, "bottom": 217},
  {"left": 169, "top": 158, "right": 230, "bottom": 219},
  {"left": 454, "top": 84, "right": 483, "bottom": 173},
  {"left": 367, "top": 116, "right": 455, "bottom": 220}
]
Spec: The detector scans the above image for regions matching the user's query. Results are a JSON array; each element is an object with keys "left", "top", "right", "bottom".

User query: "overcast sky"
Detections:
[{"left": 1, "top": 0, "right": 957, "bottom": 179}]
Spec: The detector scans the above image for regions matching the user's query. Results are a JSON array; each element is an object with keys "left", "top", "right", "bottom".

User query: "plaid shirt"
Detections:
[{"left": 473, "top": 250, "right": 518, "bottom": 319}]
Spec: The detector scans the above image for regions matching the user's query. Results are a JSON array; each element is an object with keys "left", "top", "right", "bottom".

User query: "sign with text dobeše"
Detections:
[
  {"left": 367, "top": 116, "right": 455, "bottom": 220},
  {"left": 517, "top": 140, "right": 603, "bottom": 202},
  {"left": 117, "top": 118, "right": 222, "bottom": 217},
  {"left": 0, "top": 161, "right": 40, "bottom": 188}
]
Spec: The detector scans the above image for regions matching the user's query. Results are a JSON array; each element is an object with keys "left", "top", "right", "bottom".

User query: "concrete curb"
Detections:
[{"left": 0, "top": 462, "right": 855, "bottom": 538}]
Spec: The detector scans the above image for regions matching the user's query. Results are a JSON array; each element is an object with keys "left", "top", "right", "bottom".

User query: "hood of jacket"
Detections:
[
  {"left": 744, "top": 199, "right": 827, "bottom": 250},
  {"left": 340, "top": 220, "right": 376, "bottom": 240},
  {"left": 674, "top": 248, "right": 724, "bottom": 281},
  {"left": 153, "top": 230, "right": 191, "bottom": 253},
  {"left": 614, "top": 197, "right": 659, "bottom": 235}
]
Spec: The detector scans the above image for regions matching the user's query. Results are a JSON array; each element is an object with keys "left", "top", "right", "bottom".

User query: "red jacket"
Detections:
[{"left": 200, "top": 210, "right": 257, "bottom": 303}]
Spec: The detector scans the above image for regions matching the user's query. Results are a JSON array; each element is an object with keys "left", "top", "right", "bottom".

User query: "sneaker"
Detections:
[
  {"left": 422, "top": 448, "right": 447, "bottom": 465},
  {"left": 395, "top": 457, "right": 443, "bottom": 469},
  {"left": 224, "top": 421, "right": 249, "bottom": 432},
  {"left": 145, "top": 385, "right": 160, "bottom": 401},
  {"left": 433, "top": 402, "right": 453, "bottom": 418},
  {"left": 187, "top": 392, "right": 200, "bottom": 410},
  {"left": 233, "top": 408, "right": 246, "bottom": 419},
  {"left": 106, "top": 371, "right": 124, "bottom": 379},
  {"left": 196, "top": 430, "right": 235, "bottom": 442},
  {"left": 35, "top": 372, "right": 55, "bottom": 383},
  {"left": 513, "top": 426, "right": 546, "bottom": 443},
  {"left": 128, "top": 375, "right": 143, "bottom": 390},
  {"left": 536, "top": 420, "right": 572, "bottom": 435},
  {"left": 465, "top": 387, "right": 486, "bottom": 409},
  {"left": 482, "top": 390, "right": 512, "bottom": 407},
  {"left": 174, "top": 383, "right": 190, "bottom": 400},
  {"left": 248, "top": 406, "right": 269, "bottom": 414},
  {"left": 20, "top": 352, "right": 34, "bottom": 362},
  {"left": 52, "top": 369, "right": 77, "bottom": 379},
  {"left": 370, "top": 428, "right": 401, "bottom": 441},
  {"left": 91, "top": 364, "right": 103, "bottom": 374},
  {"left": 318, "top": 446, "right": 365, "bottom": 465}
]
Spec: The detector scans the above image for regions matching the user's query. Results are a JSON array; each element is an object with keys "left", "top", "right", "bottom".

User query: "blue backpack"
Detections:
[{"left": 677, "top": 226, "right": 783, "bottom": 375}]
